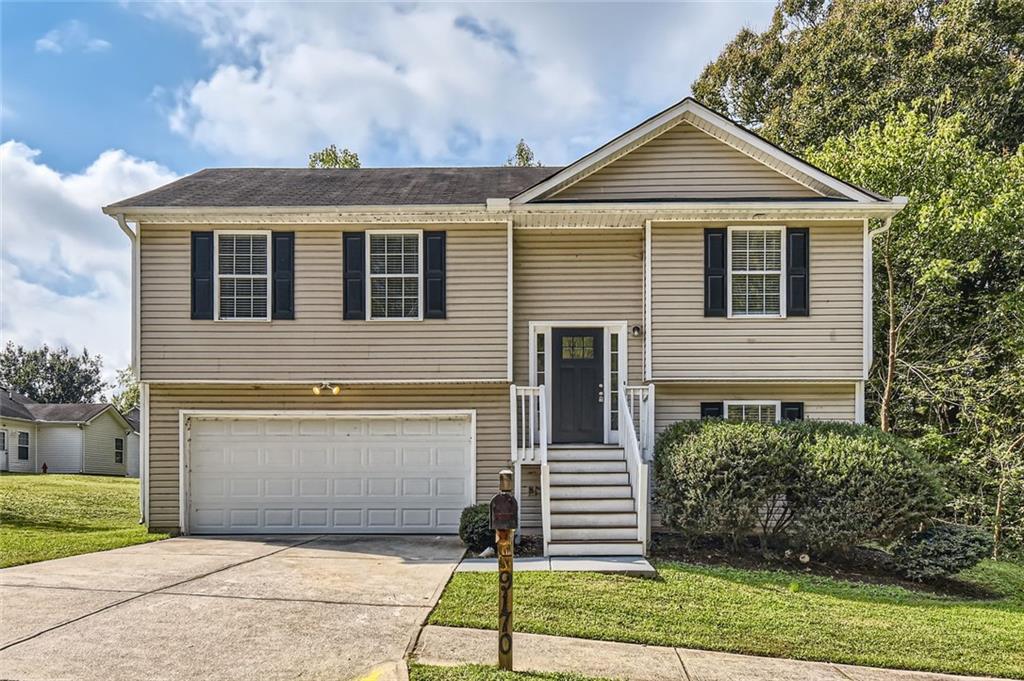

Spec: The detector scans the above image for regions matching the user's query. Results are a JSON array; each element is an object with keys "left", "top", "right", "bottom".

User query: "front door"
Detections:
[{"left": 552, "top": 328, "right": 604, "bottom": 443}]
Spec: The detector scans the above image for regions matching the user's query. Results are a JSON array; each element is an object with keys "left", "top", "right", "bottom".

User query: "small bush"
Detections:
[
  {"left": 459, "top": 504, "right": 493, "bottom": 552},
  {"left": 795, "top": 430, "right": 943, "bottom": 554},
  {"left": 890, "top": 524, "right": 993, "bottom": 581},
  {"left": 654, "top": 420, "right": 803, "bottom": 548}
]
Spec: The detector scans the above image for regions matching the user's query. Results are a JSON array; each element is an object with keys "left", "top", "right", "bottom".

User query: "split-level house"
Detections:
[{"left": 103, "top": 98, "right": 906, "bottom": 556}]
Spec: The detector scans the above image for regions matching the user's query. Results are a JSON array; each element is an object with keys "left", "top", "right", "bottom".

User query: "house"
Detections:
[
  {"left": 103, "top": 98, "right": 906, "bottom": 555},
  {"left": 0, "top": 388, "right": 135, "bottom": 476}
]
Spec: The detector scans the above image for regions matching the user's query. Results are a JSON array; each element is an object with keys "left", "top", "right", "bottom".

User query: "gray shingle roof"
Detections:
[
  {"left": 1, "top": 391, "right": 36, "bottom": 421},
  {"left": 124, "top": 407, "right": 140, "bottom": 433},
  {"left": 105, "top": 166, "right": 561, "bottom": 209},
  {"left": 0, "top": 388, "right": 118, "bottom": 424}
]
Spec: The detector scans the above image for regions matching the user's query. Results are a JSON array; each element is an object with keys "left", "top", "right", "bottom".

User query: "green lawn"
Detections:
[
  {"left": 429, "top": 559, "right": 1024, "bottom": 679},
  {"left": 0, "top": 473, "right": 167, "bottom": 567},
  {"left": 409, "top": 664, "right": 610, "bottom": 681}
]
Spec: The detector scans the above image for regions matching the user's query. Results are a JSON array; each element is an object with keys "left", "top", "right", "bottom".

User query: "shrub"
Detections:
[
  {"left": 795, "top": 430, "right": 943, "bottom": 555},
  {"left": 459, "top": 504, "right": 493, "bottom": 552},
  {"left": 890, "top": 524, "right": 993, "bottom": 581},
  {"left": 654, "top": 420, "right": 803, "bottom": 548}
]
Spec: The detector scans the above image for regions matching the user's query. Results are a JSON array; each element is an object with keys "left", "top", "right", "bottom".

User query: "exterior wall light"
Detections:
[
  {"left": 631, "top": 325, "right": 643, "bottom": 337},
  {"left": 312, "top": 382, "right": 340, "bottom": 396}
]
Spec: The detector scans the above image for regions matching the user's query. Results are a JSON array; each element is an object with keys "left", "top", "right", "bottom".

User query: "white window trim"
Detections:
[
  {"left": 528, "top": 320, "right": 628, "bottom": 445},
  {"left": 723, "top": 400, "right": 783, "bottom": 423},
  {"left": 365, "top": 229, "right": 424, "bottom": 322},
  {"left": 213, "top": 230, "right": 272, "bottom": 322},
  {"left": 727, "top": 225, "right": 787, "bottom": 319}
]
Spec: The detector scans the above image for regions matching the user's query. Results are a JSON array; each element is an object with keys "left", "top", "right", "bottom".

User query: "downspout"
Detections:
[
  {"left": 862, "top": 216, "right": 893, "bottom": 424},
  {"left": 110, "top": 213, "right": 146, "bottom": 525}
]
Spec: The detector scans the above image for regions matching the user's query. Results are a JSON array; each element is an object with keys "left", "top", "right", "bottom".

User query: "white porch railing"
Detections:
[
  {"left": 625, "top": 383, "right": 656, "bottom": 461},
  {"left": 619, "top": 385, "right": 650, "bottom": 552},
  {"left": 511, "top": 384, "right": 550, "bottom": 554}
]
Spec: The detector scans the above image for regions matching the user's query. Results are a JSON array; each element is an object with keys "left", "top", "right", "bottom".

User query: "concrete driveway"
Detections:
[{"left": 0, "top": 535, "right": 465, "bottom": 681}]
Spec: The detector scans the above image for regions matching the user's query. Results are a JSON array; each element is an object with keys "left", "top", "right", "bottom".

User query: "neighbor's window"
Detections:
[
  {"left": 725, "top": 402, "right": 780, "bottom": 424},
  {"left": 114, "top": 437, "right": 124, "bottom": 464},
  {"left": 730, "top": 227, "right": 783, "bottom": 317},
  {"left": 217, "top": 233, "right": 270, "bottom": 320},
  {"left": 17, "top": 431, "right": 29, "bottom": 460},
  {"left": 369, "top": 232, "right": 420, "bottom": 319},
  {"left": 0, "top": 431, "right": 6, "bottom": 452}
]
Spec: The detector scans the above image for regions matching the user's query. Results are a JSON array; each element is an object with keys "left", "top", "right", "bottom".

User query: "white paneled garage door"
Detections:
[{"left": 187, "top": 412, "right": 473, "bottom": 534}]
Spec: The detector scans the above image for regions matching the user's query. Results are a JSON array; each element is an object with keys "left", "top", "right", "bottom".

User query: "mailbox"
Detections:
[{"left": 489, "top": 469, "right": 519, "bottom": 530}]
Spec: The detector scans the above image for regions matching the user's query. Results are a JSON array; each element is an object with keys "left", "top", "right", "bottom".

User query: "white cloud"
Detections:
[
  {"left": 35, "top": 20, "right": 111, "bottom": 54},
  {"left": 0, "top": 142, "right": 176, "bottom": 383},
  {"left": 149, "top": 2, "right": 773, "bottom": 166}
]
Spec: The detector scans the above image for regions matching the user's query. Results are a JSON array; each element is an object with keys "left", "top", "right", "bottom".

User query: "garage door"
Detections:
[{"left": 187, "top": 413, "right": 473, "bottom": 534}]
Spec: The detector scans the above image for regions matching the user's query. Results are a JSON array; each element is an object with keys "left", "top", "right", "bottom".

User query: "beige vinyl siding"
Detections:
[
  {"left": 552, "top": 122, "right": 821, "bottom": 201},
  {"left": 146, "top": 383, "right": 510, "bottom": 532},
  {"left": 652, "top": 220, "right": 864, "bottom": 380},
  {"left": 654, "top": 382, "right": 857, "bottom": 431},
  {"left": 2, "top": 420, "right": 38, "bottom": 473},
  {"left": 36, "top": 425, "right": 82, "bottom": 473},
  {"left": 83, "top": 410, "right": 129, "bottom": 476},
  {"left": 139, "top": 222, "right": 508, "bottom": 382},
  {"left": 512, "top": 229, "right": 644, "bottom": 386}
]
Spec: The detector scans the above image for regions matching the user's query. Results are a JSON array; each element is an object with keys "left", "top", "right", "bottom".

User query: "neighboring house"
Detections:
[
  {"left": 124, "top": 407, "right": 141, "bottom": 478},
  {"left": 0, "top": 389, "right": 134, "bottom": 476},
  {"left": 103, "top": 98, "right": 906, "bottom": 555}
]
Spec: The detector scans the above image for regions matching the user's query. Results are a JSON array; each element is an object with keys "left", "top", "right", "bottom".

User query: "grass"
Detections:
[
  {"left": 429, "top": 558, "right": 1024, "bottom": 678},
  {"left": 408, "top": 664, "right": 611, "bottom": 681},
  {"left": 0, "top": 473, "right": 167, "bottom": 567}
]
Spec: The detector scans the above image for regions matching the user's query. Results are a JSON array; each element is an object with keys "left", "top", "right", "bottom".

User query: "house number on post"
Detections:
[{"left": 490, "top": 469, "right": 518, "bottom": 671}]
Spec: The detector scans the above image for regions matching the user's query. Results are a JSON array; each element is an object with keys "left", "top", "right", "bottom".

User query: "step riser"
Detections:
[
  {"left": 547, "top": 542, "right": 645, "bottom": 557},
  {"left": 551, "top": 527, "right": 639, "bottom": 541},
  {"left": 551, "top": 513, "right": 638, "bottom": 527},
  {"left": 551, "top": 473, "right": 629, "bottom": 486},
  {"left": 550, "top": 499, "right": 634, "bottom": 512},
  {"left": 548, "top": 449, "right": 625, "bottom": 461},
  {"left": 548, "top": 485, "right": 633, "bottom": 499},
  {"left": 549, "top": 461, "right": 626, "bottom": 474}
]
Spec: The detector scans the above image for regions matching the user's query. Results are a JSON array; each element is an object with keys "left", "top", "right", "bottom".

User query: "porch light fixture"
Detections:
[
  {"left": 312, "top": 382, "right": 341, "bottom": 396},
  {"left": 631, "top": 325, "right": 643, "bottom": 338}
]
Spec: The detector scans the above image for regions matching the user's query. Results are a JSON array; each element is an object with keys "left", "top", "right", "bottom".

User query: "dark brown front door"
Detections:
[{"left": 552, "top": 328, "right": 604, "bottom": 443}]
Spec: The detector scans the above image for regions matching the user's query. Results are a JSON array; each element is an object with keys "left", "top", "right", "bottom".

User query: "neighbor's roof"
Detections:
[
  {"left": 105, "top": 166, "right": 561, "bottom": 210},
  {"left": 0, "top": 387, "right": 125, "bottom": 425},
  {"left": 0, "top": 390, "right": 36, "bottom": 421},
  {"left": 124, "top": 407, "right": 140, "bottom": 433}
]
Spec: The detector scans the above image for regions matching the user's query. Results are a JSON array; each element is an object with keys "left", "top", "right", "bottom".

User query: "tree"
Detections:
[
  {"left": 308, "top": 145, "right": 361, "bottom": 168},
  {"left": 692, "top": 0, "right": 1024, "bottom": 153},
  {"left": 111, "top": 366, "right": 139, "bottom": 414},
  {"left": 0, "top": 342, "right": 106, "bottom": 403},
  {"left": 807, "top": 104, "right": 1024, "bottom": 553},
  {"left": 505, "top": 139, "right": 541, "bottom": 167}
]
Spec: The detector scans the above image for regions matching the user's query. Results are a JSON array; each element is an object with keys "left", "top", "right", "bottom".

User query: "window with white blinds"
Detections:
[
  {"left": 725, "top": 402, "right": 781, "bottom": 423},
  {"left": 216, "top": 233, "right": 270, "bottom": 320},
  {"left": 729, "top": 227, "right": 784, "bottom": 317},
  {"left": 368, "top": 232, "right": 421, "bottom": 319}
]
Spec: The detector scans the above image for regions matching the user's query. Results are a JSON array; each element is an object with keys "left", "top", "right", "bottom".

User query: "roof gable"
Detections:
[{"left": 513, "top": 98, "right": 883, "bottom": 204}]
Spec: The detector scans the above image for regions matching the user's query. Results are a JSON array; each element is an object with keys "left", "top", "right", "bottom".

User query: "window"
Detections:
[
  {"left": 0, "top": 430, "right": 6, "bottom": 452},
  {"left": 536, "top": 333, "right": 546, "bottom": 387},
  {"left": 609, "top": 332, "right": 620, "bottom": 430},
  {"left": 114, "top": 437, "right": 124, "bottom": 464},
  {"left": 561, "top": 335, "right": 594, "bottom": 359},
  {"left": 725, "top": 401, "right": 781, "bottom": 423},
  {"left": 17, "top": 432, "right": 29, "bottom": 460},
  {"left": 216, "top": 232, "right": 270, "bottom": 320},
  {"left": 368, "top": 232, "right": 421, "bottom": 319},
  {"left": 729, "top": 227, "right": 784, "bottom": 317}
]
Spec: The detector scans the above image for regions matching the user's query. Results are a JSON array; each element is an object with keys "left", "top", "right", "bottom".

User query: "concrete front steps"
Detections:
[{"left": 546, "top": 445, "right": 644, "bottom": 557}]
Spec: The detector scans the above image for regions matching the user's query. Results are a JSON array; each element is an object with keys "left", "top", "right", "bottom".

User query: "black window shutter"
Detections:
[
  {"left": 191, "top": 232, "right": 214, "bottom": 320},
  {"left": 787, "top": 227, "right": 810, "bottom": 316},
  {"left": 781, "top": 402, "right": 805, "bottom": 421},
  {"left": 423, "top": 231, "right": 446, "bottom": 319},
  {"left": 700, "top": 402, "right": 724, "bottom": 419},
  {"left": 343, "top": 232, "right": 366, "bottom": 320},
  {"left": 271, "top": 232, "right": 295, "bottom": 320},
  {"left": 704, "top": 228, "right": 727, "bottom": 317}
]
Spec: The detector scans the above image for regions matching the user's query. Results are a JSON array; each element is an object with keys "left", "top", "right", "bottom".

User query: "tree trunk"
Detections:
[
  {"left": 992, "top": 469, "right": 1005, "bottom": 560},
  {"left": 880, "top": 231, "right": 898, "bottom": 432}
]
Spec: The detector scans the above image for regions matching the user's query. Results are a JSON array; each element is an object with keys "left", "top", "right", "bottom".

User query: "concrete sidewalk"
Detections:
[{"left": 413, "top": 625, "right": 1004, "bottom": 681}]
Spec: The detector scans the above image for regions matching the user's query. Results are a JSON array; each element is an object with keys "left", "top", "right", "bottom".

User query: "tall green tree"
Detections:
[
  {"left": 308, "top": 144, "right": 361, "bottom": 168},
  {"left": 111, "top": 366, "right": 139, "bottom": 414},
  {"left": 693, "top": 0, "right": 1024, "bottom": 153},
  {"left": 505, "top": 139, "right": 541, "bottom": 167},
  {"left": 0, "top": 342, "right": 106, "bottom": 403}
]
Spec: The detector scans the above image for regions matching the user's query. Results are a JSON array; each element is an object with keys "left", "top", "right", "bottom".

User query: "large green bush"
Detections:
[
  {"left": 459, "top": 504, "right": 493, "bottom": 553},
  {"left": 654, "top": 420, "right": 803, "bottom": 548},
  {"left": 795, "top": 430, "right": 943, "bottom": 554},
  {"left": 890, "top": 524, "right": 993, "bottom": 581},
  {"left": 654, "top": 420, "right": 943, "bottom": 556}
]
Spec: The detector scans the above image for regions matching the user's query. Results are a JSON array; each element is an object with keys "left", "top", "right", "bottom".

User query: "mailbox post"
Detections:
[{"left": 490, "top": 469, "right": 518, "bottom": 671}]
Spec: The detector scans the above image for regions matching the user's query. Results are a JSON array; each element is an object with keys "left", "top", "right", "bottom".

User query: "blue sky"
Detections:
[{"left": 1, "top": 1, "right": 774, "bottom": 387}]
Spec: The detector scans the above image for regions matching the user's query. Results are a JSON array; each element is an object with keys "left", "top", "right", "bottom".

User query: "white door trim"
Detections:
[
  {"left": 178, "top": 408, "right": 477, "bottom": 535},
  {"left": 527, "top": 321, "right": 628, "bottom": 445}
]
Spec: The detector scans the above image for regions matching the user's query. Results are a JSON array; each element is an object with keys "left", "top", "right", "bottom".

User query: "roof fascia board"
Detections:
[
  {"left": 102, "top": 203, "right": 488, "bottom": 217},
  {"left": 511, "top": 98, "right": 880, "bottom": 205}
]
